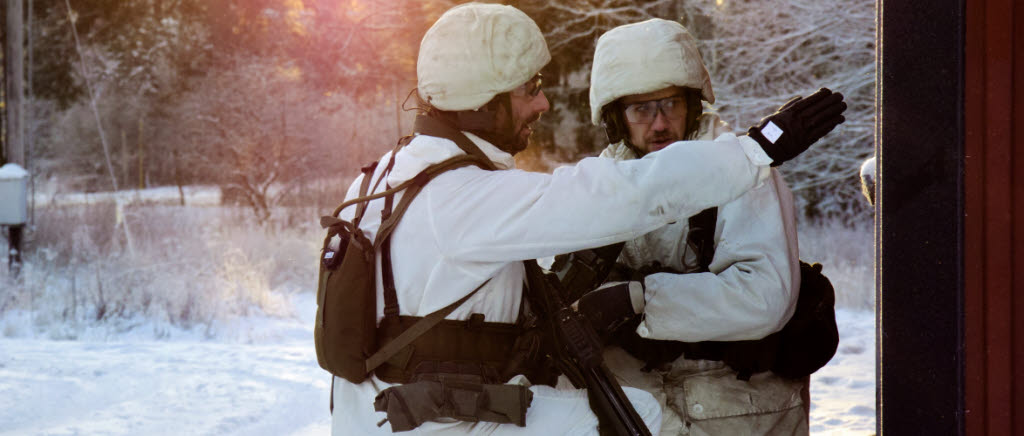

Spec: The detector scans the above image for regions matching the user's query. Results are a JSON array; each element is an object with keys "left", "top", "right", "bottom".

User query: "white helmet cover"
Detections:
[
  {"left": 589, "top": 19, "right": 715, "bottom": 126},
  {"left": 417, "top": 3, "right": 551, "bottom": 112}
]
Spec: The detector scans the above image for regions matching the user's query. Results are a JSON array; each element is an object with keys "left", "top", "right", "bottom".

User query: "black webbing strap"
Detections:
[
  {"left": 368, "top": 153, "right": 495, "bottom": 376},
  {"left": 687, "top": 207, "right": 719, "bottom": 272},
  {"left": 326, "top": 154, "right": 490, "bottom": 226},
  {"left": 413, "top": 114, "right": 498, "bottom": 171},
  {"left": 328, "top": 115, "right": 496, "bottom": 220},
  {"left": 365, "top": 279, "right": 490, "bottom": 374},
  {"left": 351, "top": 162, "right": 379, "bottom": 228},
  {"left": 376, "top": 155, "right": 492, "bottom": 321},
  {"left": 368, "top": 135, "right": 411, "bottom": 199},
  {"left": 325, "top": 116, "right": 500, "bottom": 379},
  {"left": 381, "top": 187, "right": 399, "bottom": 319},
  {"left": 373, "top": 155, "right": 490, "bottom": 249}
]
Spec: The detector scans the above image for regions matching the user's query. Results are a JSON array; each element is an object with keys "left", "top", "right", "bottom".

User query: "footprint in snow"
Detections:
[
  {"left": 818, "top": 376, "right": 841, "bottom": 386},
  {"left": 840, "top": 343, "right": 866, "bottom": 354},
  {"left": 849, "top": 405, "right": 875, "bottom": 416},
  {"left": 850, "top": 380, "right": 873, "bottom": 389}
]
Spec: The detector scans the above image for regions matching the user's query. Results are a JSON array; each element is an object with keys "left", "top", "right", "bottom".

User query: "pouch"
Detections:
[{"left": 373, "top": 362, "right": 534, "bottom": 432}]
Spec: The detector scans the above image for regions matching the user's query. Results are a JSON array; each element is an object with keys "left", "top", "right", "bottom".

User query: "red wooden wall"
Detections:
[{"left": 964, "top": 0, "right": 1024, "bottom": 433}]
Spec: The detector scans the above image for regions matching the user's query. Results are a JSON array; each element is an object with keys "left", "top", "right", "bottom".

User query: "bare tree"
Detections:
[
  {"left": 684, "top": 0, "right": 875, "bottom": 222},
  {"left": 521, "top": 0, "right": 875, "bottom": 222},
  {"left": 177, "top": 56, "right": 320, "bottom": 223}
]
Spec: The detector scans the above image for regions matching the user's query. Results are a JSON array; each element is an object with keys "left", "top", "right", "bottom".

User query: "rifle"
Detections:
[{"left": 522, "top": 241, "right": 651, "bottom": 436}]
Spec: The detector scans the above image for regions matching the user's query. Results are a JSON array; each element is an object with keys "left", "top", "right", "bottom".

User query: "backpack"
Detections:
[{"left": 314, "top": 161, "right": 381, "bottom": 384}]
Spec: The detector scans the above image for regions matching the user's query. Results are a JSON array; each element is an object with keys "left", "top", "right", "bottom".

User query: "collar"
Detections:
[
  {"left": 462, "top": 131, "right": 516, "bottom": 170},
  {"left": 598, "top": 140, "right": 640, "bottom": 161},
  {"left": 387, "top": 131, "right": 515, "bottom": 187}
]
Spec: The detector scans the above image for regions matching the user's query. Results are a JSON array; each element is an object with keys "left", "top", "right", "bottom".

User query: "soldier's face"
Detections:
[
  {"left": 496, "top": 78, "right": 550, "bottom": 155},
  {"left": 622, "top": 86, "right": 688, "bottom": 153}
]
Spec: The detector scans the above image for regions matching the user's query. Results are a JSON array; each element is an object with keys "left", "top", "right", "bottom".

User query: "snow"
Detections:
[
  {"left": 32, "top": 185, "right": 222, "bottom": 207},
  {"left": 0, "top": 163, "right": 29, "bottom": 179},
  {"left": 0, "top": 293, "right": 333, "bottom": 436},
  {"left": 808, "top": 309, "right": 877, "bottom": 435},
  {"left": 0, "top": 296, "right": 875, "bottom": 435},
  {"left": 0, "top": 187, "right": 876, "bottom": 435}
]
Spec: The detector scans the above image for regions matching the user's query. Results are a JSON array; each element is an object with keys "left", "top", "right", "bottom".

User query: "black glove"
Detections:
[
  {"left": 572, "top": 281, "right": 645, "bottom": 336},
  {"left": 746, "top": 88, "right": 848, "bottom": 166}
]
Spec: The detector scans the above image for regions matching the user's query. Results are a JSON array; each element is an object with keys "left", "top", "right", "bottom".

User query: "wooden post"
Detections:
[
  {"left": 137, "top": 117, "right": 144, "bottom": 189},
  {"left": 173, "top": 149, "right": 184, "bottom": 206},
  {"left": 5, "top": 0, "right": 26, "bottom": 278},
  {"left": 5, "top": 0, "right": 25, "bottom": 166},
  {"left": 964, "top": 0, "right": 1024, "bottom": 433},
  {"left": 8, "top": 224, "right": 21, "bottom": 277},
  {"left": 121, "top": 128, "right": 128, "bottom": 185}
]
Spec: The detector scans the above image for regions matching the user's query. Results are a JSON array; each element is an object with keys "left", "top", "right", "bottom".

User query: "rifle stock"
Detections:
[{"left": 523, "top": 245, "right": 651, "bottom": 436}]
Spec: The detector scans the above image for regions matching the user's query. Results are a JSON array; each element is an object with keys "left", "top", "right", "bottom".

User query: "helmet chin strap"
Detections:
[
  {"left": 602, "top": 103, "right": 648, "bottom": 158},
  {"left": 455, "top": 110, "right": 497, "bottom": 131}
]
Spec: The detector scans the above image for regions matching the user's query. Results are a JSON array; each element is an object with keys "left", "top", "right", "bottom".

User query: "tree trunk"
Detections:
[{"left": 121, "top": 129, "right": 128, "bottom": 184}]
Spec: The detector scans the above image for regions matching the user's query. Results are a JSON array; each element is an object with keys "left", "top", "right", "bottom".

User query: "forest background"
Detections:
[
  {"left": 0, "top": 2, "right": 877, "bottom": 432},
  {"left": 1, "top": 0, "right": 874, "bottom": 225},
  {"left": 0, "top": 0, "right": 875, "bottom": 339}
]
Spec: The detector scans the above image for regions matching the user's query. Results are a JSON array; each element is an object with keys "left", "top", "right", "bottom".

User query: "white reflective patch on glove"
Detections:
[{"left": 761, "top": 121, "right": 784, "bottom": 144}]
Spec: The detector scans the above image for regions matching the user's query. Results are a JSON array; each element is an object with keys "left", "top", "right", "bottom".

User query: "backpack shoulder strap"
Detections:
[
  {"left": 351, "top": 161, "right": 379, "bottom": 227},
  {"left": 373, "top": 154, "right": 490, "bottom": 249},
  {"left": 377, "top": 153, "right": 492, "bottom": 320},
  {"left": 319, "top": 161, "right": 382, "bottom": 231},
  {"left": 328, "top": 113, "right": 498, "bottom": 221}
]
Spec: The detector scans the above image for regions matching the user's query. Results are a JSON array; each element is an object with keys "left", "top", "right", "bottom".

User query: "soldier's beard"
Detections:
[{"left": 491, "top": 109, "right": 540, "bottom": 156}]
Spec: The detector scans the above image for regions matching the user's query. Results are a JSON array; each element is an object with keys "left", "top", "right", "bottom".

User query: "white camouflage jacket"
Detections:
[
  {"left": 600, "top": 113, "right": 809, "bottom": 435},
  {"left": 330, "top": 125, "right": 774, "bottom": 435}
]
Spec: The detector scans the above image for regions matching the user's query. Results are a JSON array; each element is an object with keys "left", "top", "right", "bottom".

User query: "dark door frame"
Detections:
[
  {"left": 880, "top": 0, "right": 1023, "bottom": 434},
  {"left": 878, "top": 1, "right": 965, "bottom": 434}
]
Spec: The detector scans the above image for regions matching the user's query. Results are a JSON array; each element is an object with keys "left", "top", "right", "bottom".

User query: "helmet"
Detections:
[
  {"left": 417, "top": 3, "right": 551, "bottom": 112},
  {"left": 589, "top": 19, "right": 715, "bottom": 126}
]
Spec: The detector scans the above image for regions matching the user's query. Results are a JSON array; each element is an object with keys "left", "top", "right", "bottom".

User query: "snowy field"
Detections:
[
  {"left": 0, "top": 187, "right": 876, "bottom": 435},
  {"left": 0, "top": 292, "right": 331, "bottom": 436}
]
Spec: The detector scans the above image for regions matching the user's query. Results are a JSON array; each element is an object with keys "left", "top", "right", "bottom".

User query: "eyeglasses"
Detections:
[
  {"left": 622, "top": 95, "right": 687, "bottom": 124},
  {"left": 511, "top": 74, "right": 543, "bottom": 98}
]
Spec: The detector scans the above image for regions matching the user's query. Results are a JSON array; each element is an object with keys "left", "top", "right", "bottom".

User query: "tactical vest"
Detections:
[{"left": 315, "top": 115, "right": 551, "bottom": 393}]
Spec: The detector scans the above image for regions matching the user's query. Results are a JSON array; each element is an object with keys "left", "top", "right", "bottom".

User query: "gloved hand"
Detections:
[
  {"left": 746, "top": 88, "right": 848, "bottom": 166},
  {"left": 571, "top": 281, "right": 645, "bottom": 336}
]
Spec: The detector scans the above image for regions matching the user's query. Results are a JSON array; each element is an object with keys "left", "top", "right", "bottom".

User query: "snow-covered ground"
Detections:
[
  {"left": 0, "top": 298, "right": 875, "bottom": 435},
  {"left": 1, "top": 186, "right": 876, "bottom": 435},
  {"left": 808, "top": 309, "right": 876, "bottom": 435},
  {"left": 0, "top": 293, "right": 332, "bottom": 436}
]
